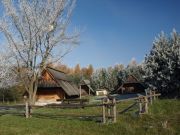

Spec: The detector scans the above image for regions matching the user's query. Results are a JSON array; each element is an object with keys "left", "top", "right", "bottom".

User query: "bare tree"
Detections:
[{"left": 0, "top": 0, "right": 79, "bottom": 104}]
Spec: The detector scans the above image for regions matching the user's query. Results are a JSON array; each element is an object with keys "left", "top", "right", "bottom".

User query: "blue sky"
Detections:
[
  {"left": 63, "top": 0, "right": 180, "bottom": 68},
  {"left": 0, "top": 0, "right": 180, "bottom": 69}
]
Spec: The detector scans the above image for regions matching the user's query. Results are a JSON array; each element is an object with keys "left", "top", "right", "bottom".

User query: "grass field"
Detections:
[{"left": 0, "top": 99, "right": 179, "bottom": 135}]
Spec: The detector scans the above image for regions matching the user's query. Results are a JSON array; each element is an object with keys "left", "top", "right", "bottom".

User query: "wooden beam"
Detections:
[
  {"left": 88, "top": 85, "right": 90, "bottom": 95},
  {"left": 102, "top": 98, "right": 106, "bottom": 124},
  {"left": 107, "top": 98, "right": 111, "bottom": 117},
  {"left": 144, "top": 97, "right": 148, "bottom": 114},
  {"left": 79, "top": 85, "right": 81, "bottom": 99},
  {"left": 150, "top": 90, "right": 153, "bottom": 105},
  {"left": 139, "top": 100, "right": 142, "bottom": 114},
  {"left": 112, "top": 98, "right": 117, "bottom": 123}
]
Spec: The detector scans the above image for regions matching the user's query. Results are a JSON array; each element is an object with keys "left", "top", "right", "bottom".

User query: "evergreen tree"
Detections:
[
  {"left": 91, "top": 64, "right": 124, "bottom": 92},
  {"left": 126, "top": 59, "right": 144, "bottom": 81},
  {"left": 143, "top": 30, "right": 180, "bottom": 97},
  {"left": 117, "top": 59, "right": 144, "bottom": 86}
]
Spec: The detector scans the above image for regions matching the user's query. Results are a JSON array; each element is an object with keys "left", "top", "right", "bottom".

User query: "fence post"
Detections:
[
  {"left": 112, "top": 98, "right": 117, "bottom": 123},
  {"left": 29, "top": 105, "right": 32, "bottom": 118},
  {"left": 25, "top": 100, "right": 29, "bottom": 118},
  {"left": 144, "top": 96, "right": 148, "bottom": 114},
  {"left": 157, "top": 93, "right": 159, "bottom": 99},
  {"left": 107, "top": 98, "right": 111, "bottom": 118},
  {"left": 153, "top": 91, "right": 156, "bottom": 100},
  {"left": 102, "top": 98, "right": 106, "bottom": 124},
  {"left": 150, "top": 90, "right": 153, "bottom": 105},
  {"left": 145, "top": 89, "right": 148, "bottom": 96},
  {"left": 139, "top": 99, "right": 142, "bottom": 114}
]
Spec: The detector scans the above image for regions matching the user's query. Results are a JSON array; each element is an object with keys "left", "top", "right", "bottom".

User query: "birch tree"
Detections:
[{"left": 0, "top": 0, "right": 79, "bottom": 104}]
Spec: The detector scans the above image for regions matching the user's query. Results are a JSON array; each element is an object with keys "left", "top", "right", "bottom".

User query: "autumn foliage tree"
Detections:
[
  {"left": 74, "top": 64, "right": 81, "bottom": 75},
  {"left": 67, "top": 64, "right": 94, "bottom": 85}
]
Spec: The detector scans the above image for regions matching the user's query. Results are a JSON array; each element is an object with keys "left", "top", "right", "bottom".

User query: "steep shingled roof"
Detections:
[
  {"left": 38, "top": 67, "right": 79, "bottom": 96},
  {"left": 47, "top": 67, "right": 69, "bottom": 81}
]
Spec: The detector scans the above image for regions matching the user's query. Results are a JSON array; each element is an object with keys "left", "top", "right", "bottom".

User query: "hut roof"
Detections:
[
  {"left": 47, "top": 67, "right": 69, "bottom": 81},
  {"left": 79, "top": 79, "right": 90, "bottom": 85},
  {"left": 57, "top": 80, "right": 79, "bottom": 96},
  {"left": 125, "top": 75, "right": 141, "bottom": 84},
  {"left": 80, "top": 79, "right": 95, "bottom": 93},
  {"left": 117, "top": 75, "right": 145, "bottom": 91},
  {"left": 83, "top": 80, "right": 90, "bottom": 85},
  {"left": 38, "top": 67, "right": 79, "bottom": 96}
]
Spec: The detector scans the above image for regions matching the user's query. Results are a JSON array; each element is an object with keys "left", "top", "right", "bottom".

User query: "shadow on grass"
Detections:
[
  {"left": 0, "top": 111, "right": 103, "bottom": 123},
  {"left": 0, "top": 112, "right": 25, "bottom": 117},
  {"left": 32, "top": 113, "right": 103, "bottom": 123}
]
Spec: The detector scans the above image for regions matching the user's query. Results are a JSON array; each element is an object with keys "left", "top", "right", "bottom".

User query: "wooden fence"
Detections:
[
  {"left": 0, "top": 91, "right": 161, "bottom": 124},
  {"left": 102, "top": 98, "right": 116, "bottom": 124}
]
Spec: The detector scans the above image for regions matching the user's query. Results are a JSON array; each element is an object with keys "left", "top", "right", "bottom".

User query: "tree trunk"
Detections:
[
  {"left": 32, "top": 79, "right": 38, "bottom": 104},
  {"left": 26, "top": 73, "right": 39, "bottom": 105}
]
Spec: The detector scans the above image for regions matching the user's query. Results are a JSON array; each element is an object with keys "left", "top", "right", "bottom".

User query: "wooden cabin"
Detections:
[
  {"left": 79, "top": 80, "right": 95, "bottom": 96},
  {"left": 117, "top": 75, "right": 145, "bottom": 94},
  {"left": 36, "top": 67, "right": 80, "bottom": 105}
]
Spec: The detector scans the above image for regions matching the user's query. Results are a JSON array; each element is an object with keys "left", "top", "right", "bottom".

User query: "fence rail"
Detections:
[{"left": 0, "top": 92, "right": 161, "bottom": 124}]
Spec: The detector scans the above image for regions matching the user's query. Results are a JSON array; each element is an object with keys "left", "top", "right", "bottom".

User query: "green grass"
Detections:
[{"left": 0, "top": 99, "right": 179, "bottom": 135}]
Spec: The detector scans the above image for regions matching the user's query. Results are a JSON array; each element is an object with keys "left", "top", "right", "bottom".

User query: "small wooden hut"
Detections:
[
  {"left": 117, "top": 75, "right": 145, "bottom": 94},
  {"left": 79, "top": 80, "right": 95, "bottom": 96},
  {"left": 36, "top": 67, "right": 80, "bottom": 105}
]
